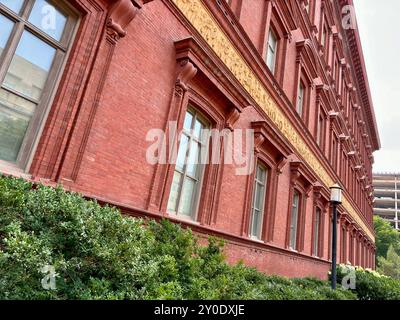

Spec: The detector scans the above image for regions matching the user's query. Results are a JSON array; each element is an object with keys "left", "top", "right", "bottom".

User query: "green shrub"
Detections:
[
  {"left": 336, "top": 264, "right": 400, "bottom": 300},
  {"left": 0, "top": 175, "right": 355, "bottom": 300}
]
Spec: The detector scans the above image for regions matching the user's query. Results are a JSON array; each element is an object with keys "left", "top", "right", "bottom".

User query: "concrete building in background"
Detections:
[
  {"left": 0, "top": 0, "right": 380, "bottom": 278},
  {"left": 373, "top": 174, "right": 400, "bottom": 230}
]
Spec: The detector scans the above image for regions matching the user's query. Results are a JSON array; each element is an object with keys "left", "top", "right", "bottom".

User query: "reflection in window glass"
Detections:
[
  {"left": 3, "top": 31, "right": 56, "bottom": 101},
  {"left": 290, "top": 191, "right": 300, "bottom": 249},
  {"left": 186, "top": 141, "right": 199, "bottom": 178},
  {"left": 167, "top": 171, "right": 182, "bottom": 213},
  {"left": 176, "top": 134, "right": 188, "bottom": 172},
  {"left": 0, "top": 0, "right": 25, "bottom": 14},
  {"left": 0, "top": 89, "right": 36, "bottom": 162},
  {"left": 28, "top": 0, "right": 67, "bottom": 41},
  {"left": 183, "top": 111, "right": 193, "bottom": 131},
  {"left": 250, "top": 163, "right": 267, "bottom": 239},
  {"left": 180, "top": 178, "right": 195, "bottom": 216},
  {"left": 266, "top": 29, "right": 277, "bottom": 73},
  {"left": 0, "top": 14, "right": 14, "bottom": 57}
]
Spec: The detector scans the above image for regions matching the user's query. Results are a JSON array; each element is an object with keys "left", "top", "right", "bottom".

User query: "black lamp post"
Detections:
[{"left": 330, "top": 183, "right": 343, "bottom": 290}]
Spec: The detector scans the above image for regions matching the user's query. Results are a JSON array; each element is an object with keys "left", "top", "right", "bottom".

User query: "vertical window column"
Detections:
[
  {"left": 167, "top": 108, "right": 209, "bottom": 220},
  {"left": 249, "top": 163, "right": 268, "bottom": 240}
]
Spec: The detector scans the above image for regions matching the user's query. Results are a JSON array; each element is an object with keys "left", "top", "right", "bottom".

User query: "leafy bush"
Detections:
[
  {"left": 377, "top": 245, "right": 400, "bottom": 280},
  {"left": 336, "top": 264, "right": 400, "bottom": 300},
  {"left": 0, "top": 175, "right": 355, "bottom": 300}
]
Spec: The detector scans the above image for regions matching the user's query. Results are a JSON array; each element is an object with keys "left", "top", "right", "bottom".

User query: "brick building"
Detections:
[{"left": 0, "top": 0, "right": 379, "bottom": 279}]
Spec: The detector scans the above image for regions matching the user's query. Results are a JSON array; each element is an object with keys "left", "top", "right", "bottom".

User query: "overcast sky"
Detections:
[{"left": 353, "top": 0, "right": 400, "bottom": 173}]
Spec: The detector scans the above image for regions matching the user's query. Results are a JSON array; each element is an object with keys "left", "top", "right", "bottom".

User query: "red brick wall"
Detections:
[{"left": 20, "top": 0, "right": 378, "bottom": 279}]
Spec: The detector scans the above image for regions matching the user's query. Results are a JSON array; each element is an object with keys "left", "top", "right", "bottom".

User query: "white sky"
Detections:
[{"left": 353, "top": 0, "right": 400, "bottom": 173}]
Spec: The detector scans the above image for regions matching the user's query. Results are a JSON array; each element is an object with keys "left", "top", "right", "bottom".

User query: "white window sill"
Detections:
[
  {"left": 249, "top": 236, "right": 264, "bottom": 243},
  {"left": 166, "top": 212, "right": 200, "bottom": 226},
  {"left": 0, "top": 160, "right": 31, "bottom": 180}
]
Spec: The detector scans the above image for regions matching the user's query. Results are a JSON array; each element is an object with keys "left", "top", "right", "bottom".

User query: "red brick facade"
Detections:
[{"left": 0, "top": 0, "right": 380, "bottom": 279}]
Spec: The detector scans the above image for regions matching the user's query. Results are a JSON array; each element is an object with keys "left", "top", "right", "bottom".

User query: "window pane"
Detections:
[
  {"left": 28, "top": 0, "right": 67, "bottom": 41},
  {"left": 193, "top": 118, "right": 204, "bottom": 140},
  {"left": 297, "top": 83, "right": 304, "bottom": 115},
  {"left": 179, "top": 177, "right": 196, "bottom": 216},
  {"left": 0, "top": 89, "right": 36, "bottom": 162},
  {"left": 257, "top": 164, "right": 266, "bottom": 183},
  {"left": 266, "top": 30, "right": 277, "bottom": 72},
  {"left": 167, "top": 171, "right": 182, "bottom": 213},
  {"left": 0, "top": 0, "right": 24, "bottom": 14},
  {"left": 251, "top": 210, "right": 261, "bottom": 238},
  {"left": 0, "top": 14, "right": 14, "bottom": 59},
  {"left": 266, "top": 47, "right": 275, "bottom": 72},
  {"left": 255, "top": 183, "right": 264, "bottom": 210},
  {"left": 313, "top": 209, "right": 320, "bottom": 256},
  {"left": 290, "top": 192, "right": 299, "bottom": 249},
  {"left": 269, "top": 30, "right": 277, "bottom": 51},
  {"left": 186, "top": 141, "right": 200, "bottom": 178},
  {"left": 3, "top": 31, "right": 56, "bottom": 101},
  {"left": 176, "top": 134, "right": 189, "bottom": 172},
  {"left": 183, "top": 110, "right": 193, "bottom": 131}
]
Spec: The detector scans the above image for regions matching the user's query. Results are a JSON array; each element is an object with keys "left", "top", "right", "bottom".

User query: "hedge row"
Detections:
[
  {"left": 0, "top": 175, "right": 398, "bottom": 300},
  {"left": 336, "top": 264, "right": 400, "bottom": 300}
]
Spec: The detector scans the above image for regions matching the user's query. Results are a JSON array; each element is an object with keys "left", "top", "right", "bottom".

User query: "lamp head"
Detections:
[{"left": 330, "top": 183, "right": 343, "bottom": 204}]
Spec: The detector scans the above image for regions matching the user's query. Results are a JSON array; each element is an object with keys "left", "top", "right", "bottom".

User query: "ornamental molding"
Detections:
[
  {"left": 106, "top": 0, "right": 153, "bottom": 41},
  {"left": 171, "top": 0, "right": 374, "bottom": 242}
]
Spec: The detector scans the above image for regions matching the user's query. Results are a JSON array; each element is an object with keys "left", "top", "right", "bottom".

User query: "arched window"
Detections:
[
  {"left": 167, "top": 107, "right": 210, "bottom": 220},
  {"left": 0, "top": 0, "right": 78, "bottom": 169},
  {"left": 250, "top": 162, "right": 268, "bottom": 240}
]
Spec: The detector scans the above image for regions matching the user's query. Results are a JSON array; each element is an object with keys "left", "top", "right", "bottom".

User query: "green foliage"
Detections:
[
  {"left": 374, "top": 216, "right": 400, "bottom": 259},
  {"left": 336, "top": 264, "right": 400, "bottom": 300},
  {"left": 0, "top": 175, "right": 355, "bottom": 300},
  {"left": 377, "top": 245, "right": 400, "bottom": 280}
]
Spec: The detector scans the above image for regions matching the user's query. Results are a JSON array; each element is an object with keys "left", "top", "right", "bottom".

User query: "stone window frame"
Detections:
[
  {"left": 166, "top": 106, "right": 211, "bottom": 221},
  {"left": 241, "top": 120, "right": 292, "bottom": 243},
  {"left": 294, "top": 40, "right": 318, "bottom": 127},
  {"left": 147, "top": 36, "right": 249, "bottom": 226},
  {"left": 0, "top": 0, "right": 79, "bottom": 171},
  {"left": 286, "top": 161, "right": 317, "bottom": 252},
  {"left": 312, "top": 184, "right": 329, "bottom": 258},
  {"left": 259, "top": 1, "right": 294, "bottom": 86},
  {"left": 315, "top": 82, "right": 330, "bottom": 154}
]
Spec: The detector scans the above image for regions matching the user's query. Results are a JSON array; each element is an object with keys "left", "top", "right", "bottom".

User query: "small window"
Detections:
[
  {"left": 0, "top": 0, "right": 77, "bottom": 168},
  {"left": 296, "top": 81, "right": 305, "bottom": 116},
  {"left": 250, "top": 163, "right": 268, "bottom": 239},
  {"left": 289, "top": 190, "right": 300, "bottom": 250},
  {"left": 313, "top": 208, "right": 321, "bottom": 257},
  {"left": 321, "top": 23, "right": 328, "bottom": 49},
  {"left": 167, "top": 108, "right": 209, "bottom": 219},
  {"left": 332, "top": 135, "right": 338, "bottom": 171},
  {"left": 316, "top": 111, "right": 325, "bottom": 147},
  {"left": 304, "top": 1, "right": 310, "bottom": 14},
  {"left": 266, "top": 28, "right": 278, "bottom": 74},
  {"left": 341, "top": 228, "right": 347, "bottom": 262}
]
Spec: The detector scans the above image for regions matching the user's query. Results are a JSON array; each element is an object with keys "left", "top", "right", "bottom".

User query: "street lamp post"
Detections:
[{"left": 330, "top": 184, "right": 343, "bottom": 290}]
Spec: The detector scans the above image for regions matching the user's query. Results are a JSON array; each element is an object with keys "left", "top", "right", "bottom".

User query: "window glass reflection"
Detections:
[
  {"left": 28, "top": 0, "right": 67, "bottom": 41},
  {"left": 0, "top": 0, "right": 25, "bottom": 14},
  {"left": 0, "top": 89, "right": 35, "bottom": 162},
  {"left": 0, "top": 14, "right": 14, "bottom": 57},
  {"left": 3, "top": 31, "right": 56, "bottom": 101}
]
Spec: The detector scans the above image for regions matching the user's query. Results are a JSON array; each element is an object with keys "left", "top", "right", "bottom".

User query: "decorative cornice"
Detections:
[
  {"left": 174, "top": 36, "right": 250, "bottom": 111},
  {"left": 175, "top": 59, "right": 197, "bottom": 93},
  {"left": 338, "top": 0, "right": 380, "bottom": 151},
  {"left": 106, "top": 0, "right": 153, "bottom": 41},
  {"left": 290, "top": 161, "right": 318, "bottom": 189},
  {"left": 251, "top": 120, "right": 293, "bottom": 158}
]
